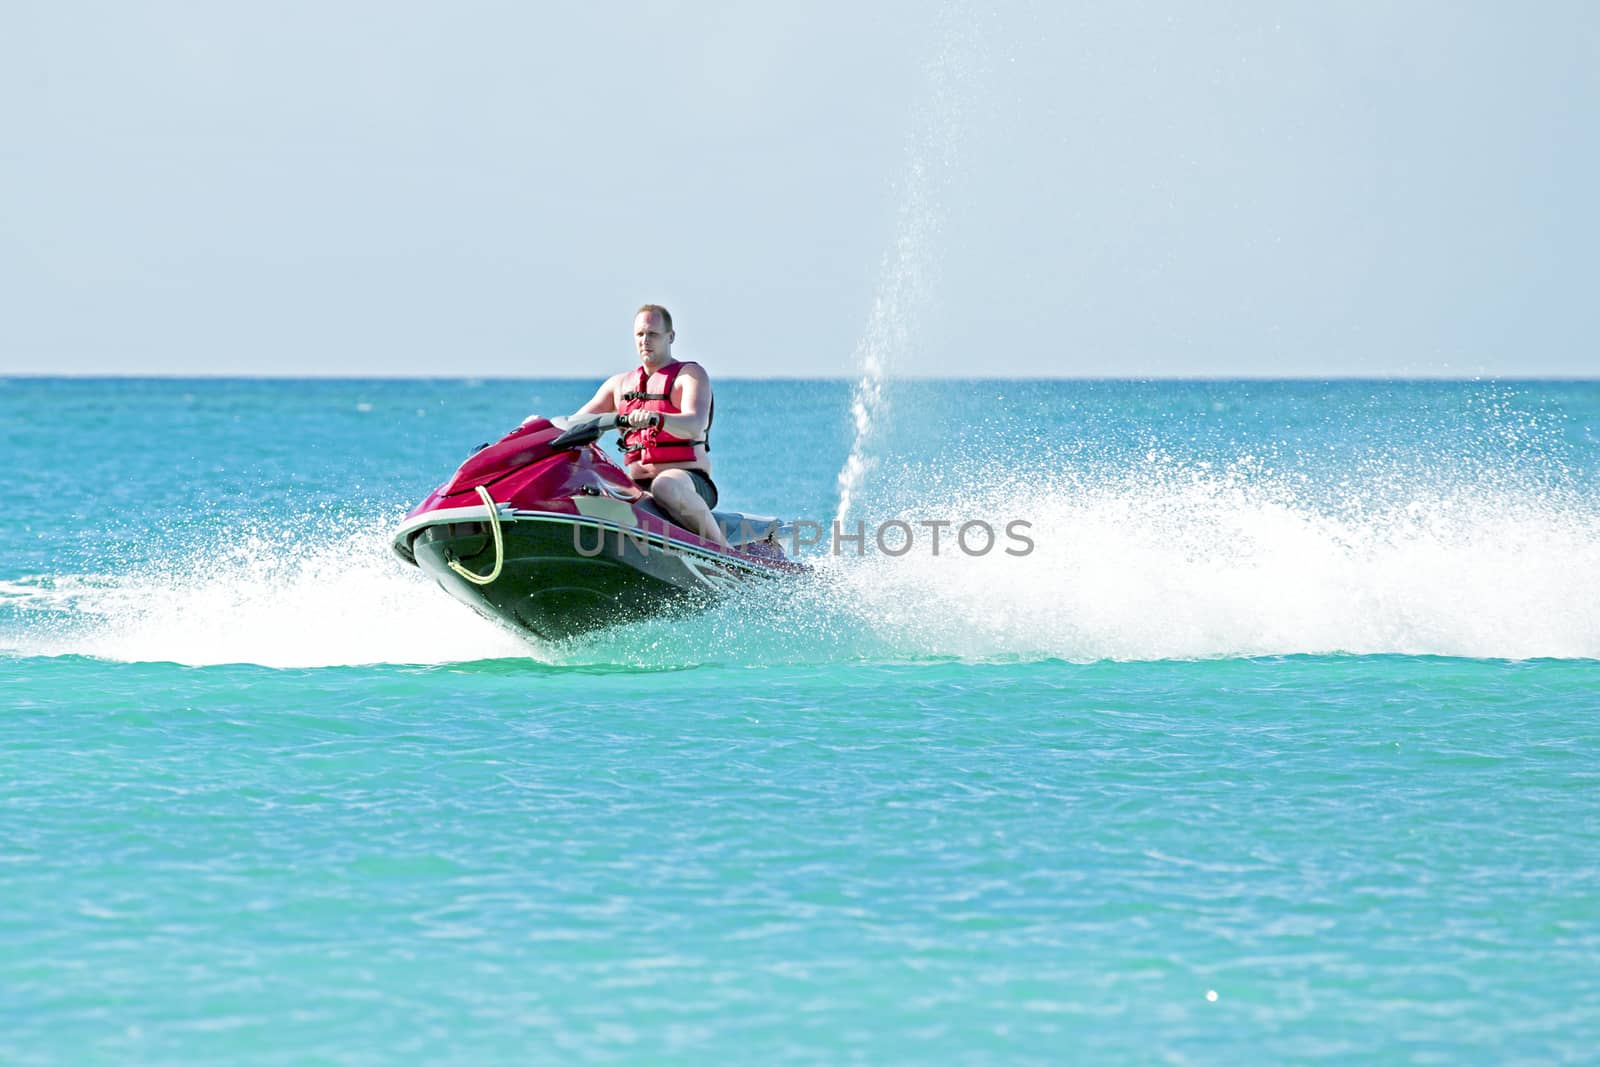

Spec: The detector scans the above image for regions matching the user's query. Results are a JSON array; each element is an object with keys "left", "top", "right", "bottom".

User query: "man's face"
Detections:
[
  {"left": 634, "top": 312, "right": 674, "bottom": 362},
  {"left": 630, "top": 310, "right": 675, "bottom": 364}
]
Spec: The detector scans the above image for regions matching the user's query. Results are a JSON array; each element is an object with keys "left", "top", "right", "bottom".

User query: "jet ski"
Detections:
[{"left": 392, "top": 413, "right": 805, "bottom": 640}]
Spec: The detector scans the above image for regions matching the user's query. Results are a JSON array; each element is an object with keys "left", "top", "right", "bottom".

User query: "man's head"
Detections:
[{"left": 634, "top": 304, "right": 675, "bottom": 367}]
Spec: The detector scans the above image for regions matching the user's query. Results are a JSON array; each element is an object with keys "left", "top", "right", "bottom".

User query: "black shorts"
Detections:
[{"left": 633, "top": 469, "right": 719, "bottom": 510}]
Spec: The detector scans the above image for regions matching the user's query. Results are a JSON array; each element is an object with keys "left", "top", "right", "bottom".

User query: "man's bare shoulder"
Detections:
[{"left": 674, "top": 361, "right": 712, "bottom": 385}]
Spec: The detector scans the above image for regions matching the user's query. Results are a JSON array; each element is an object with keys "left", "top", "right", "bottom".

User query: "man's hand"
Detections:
[{"left": 619, "top": 411, "right": 662, "bottom": 430}]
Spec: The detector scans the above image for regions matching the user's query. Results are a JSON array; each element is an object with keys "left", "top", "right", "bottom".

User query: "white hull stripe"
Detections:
[{"left": 393, "top": 507, "right": 774, "bottom": 574}]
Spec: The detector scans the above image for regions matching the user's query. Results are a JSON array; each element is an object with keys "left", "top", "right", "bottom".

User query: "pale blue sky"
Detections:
[{"left": 3, "top": 1, "right": 1596, "bottom": 378}]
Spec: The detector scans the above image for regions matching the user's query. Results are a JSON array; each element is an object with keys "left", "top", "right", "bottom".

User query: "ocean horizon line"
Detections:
[{"left": 6, "top": 372, "right": 1598, "bottom": 385}]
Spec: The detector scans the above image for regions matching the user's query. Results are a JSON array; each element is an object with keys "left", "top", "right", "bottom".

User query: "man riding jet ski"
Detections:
[
  {"left": 391, "top": 305, "right": 803, "bottom": 641},
  {"left": 568, "top": 304, "right": 729, "bottom": 548}
]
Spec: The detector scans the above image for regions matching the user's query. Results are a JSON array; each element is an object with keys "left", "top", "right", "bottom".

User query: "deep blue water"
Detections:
[{"left": 2, "top": 377, "right": 1598, "bottom": 1064}]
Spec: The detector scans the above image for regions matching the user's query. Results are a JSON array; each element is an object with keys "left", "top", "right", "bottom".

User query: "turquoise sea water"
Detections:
[{"left": 3, "top": 377, "right": 1599, "bottom": 1064}]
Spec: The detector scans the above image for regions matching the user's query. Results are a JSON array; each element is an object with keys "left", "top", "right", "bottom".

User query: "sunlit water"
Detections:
[{"left": 3, "top": 377, "right": 1598, "bottom": 1064}]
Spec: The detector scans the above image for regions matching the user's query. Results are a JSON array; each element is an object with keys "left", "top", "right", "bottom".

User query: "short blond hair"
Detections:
[{"left": 635, "top": 304, "right": 673, "bottom": 332}]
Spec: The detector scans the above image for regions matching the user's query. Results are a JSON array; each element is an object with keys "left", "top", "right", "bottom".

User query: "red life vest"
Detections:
[{"left": 616, "top": 360, "right": 713, "bottom": 466}]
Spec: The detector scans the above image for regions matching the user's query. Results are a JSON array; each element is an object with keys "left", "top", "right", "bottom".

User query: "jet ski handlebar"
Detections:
[{"left": 547, "top": 413, "right": 624, "bottom": 451}]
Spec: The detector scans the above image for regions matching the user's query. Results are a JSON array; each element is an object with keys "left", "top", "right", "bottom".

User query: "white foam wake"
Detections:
[
  {"left": 6, "top": 465, "right": 1594, "bottom": 668},
  {"left": 814, "top": 463, "right": 1600, "bottom": 661},
  {"left": 0, "top": 517, "right": 531, "bottom": 668}
]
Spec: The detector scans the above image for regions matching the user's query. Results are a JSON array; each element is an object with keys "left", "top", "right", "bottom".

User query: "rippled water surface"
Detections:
[{"left": 3, "top": 378, "right": 1598, "bottom": 1064}]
